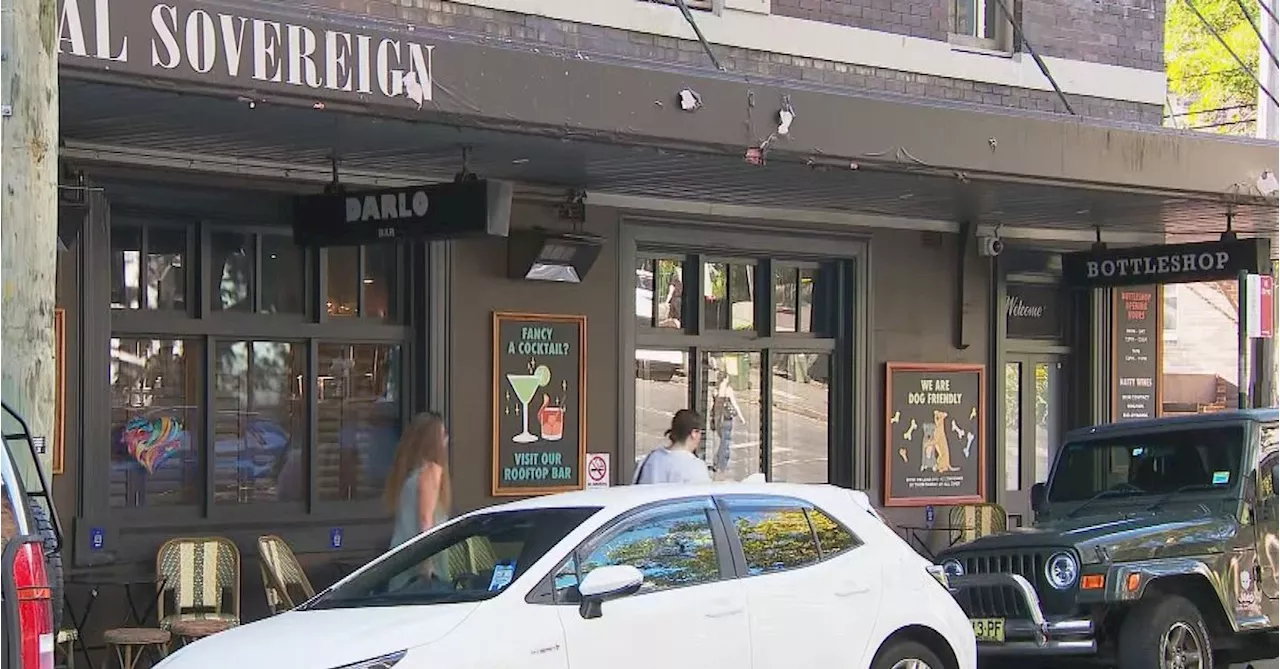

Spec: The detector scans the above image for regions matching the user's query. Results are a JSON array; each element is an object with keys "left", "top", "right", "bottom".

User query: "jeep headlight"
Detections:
[
  {"left": 1045, "top": 552, "right": 1079, "bottom": 590},
  {"left": 941, "top": 559, "right": 965, "bottom": 578}
]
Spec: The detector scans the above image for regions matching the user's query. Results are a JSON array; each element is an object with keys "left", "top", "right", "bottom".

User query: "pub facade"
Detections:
[{"left": 48, "top": 0, "right": 1277, "bottom": 606}]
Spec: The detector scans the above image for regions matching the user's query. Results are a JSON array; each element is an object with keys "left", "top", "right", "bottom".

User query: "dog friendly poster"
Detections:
[
  {"left": 884, "top": 362, "right": 986, "bottom": 507},
  {"left": 492, "top": 312, "right": 587, "bottom": 496}
]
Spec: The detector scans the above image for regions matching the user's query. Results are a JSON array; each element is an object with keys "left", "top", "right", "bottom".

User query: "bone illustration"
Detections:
[
  {"left": 903, "top": 419, "right": 918, "bottom": 441},
  {"left": 969, "top": 407, "right": 977, "bottom": 420},
  {"left": 899, "top": 448, "right": 908, "bottom": 463},
  {"left": 963, "top": 431, "right": 975, "bottom": 458},
  {"left": 951, "top": 420, "right": 965, "bottom": 439},
  {"left": 890, "top": 411, "right": 901, "bottom": 425}
]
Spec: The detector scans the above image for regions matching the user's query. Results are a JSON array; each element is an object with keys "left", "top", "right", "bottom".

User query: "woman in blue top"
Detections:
[{"left": 385, "top": 412, "right": 453, "bottom": 551}]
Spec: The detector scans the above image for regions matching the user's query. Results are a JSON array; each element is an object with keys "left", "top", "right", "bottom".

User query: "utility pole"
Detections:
[
  {"left": 1261, "top": 0, "right": 1280, "bottom": 140},
  {"left": 1, "top": 0, "right": 61, "bottom": 477}
]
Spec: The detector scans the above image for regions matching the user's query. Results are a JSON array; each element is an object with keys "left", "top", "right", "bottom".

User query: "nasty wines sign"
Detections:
[
  {"left": 1062, "top": 238, "right": 1266, "bottom": 289},
  {"left": 57, "top": 0, "right": 434, "bottom": 107}
]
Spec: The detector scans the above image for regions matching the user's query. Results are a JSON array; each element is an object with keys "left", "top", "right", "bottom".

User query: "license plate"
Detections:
[{"left": 971, "top": 618, "right": 1005, "bottom": 643}]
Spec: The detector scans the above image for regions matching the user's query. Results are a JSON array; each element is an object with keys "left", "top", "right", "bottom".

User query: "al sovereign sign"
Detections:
[{"left": 58, "top": 0, "right": 434, "bottom": 105}]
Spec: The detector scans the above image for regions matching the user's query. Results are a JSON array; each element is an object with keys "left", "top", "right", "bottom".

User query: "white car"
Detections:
[{"left": 156, "top": 483, "right": 975, "bottom": 669}]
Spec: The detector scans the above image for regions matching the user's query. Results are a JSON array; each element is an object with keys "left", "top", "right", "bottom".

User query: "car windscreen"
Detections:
[
  {"left": 306, "top": 506, "right": 600, "bottom": 610},
  {"left": 1046, "top": 425, "right": 1245, "bottom": 503}
]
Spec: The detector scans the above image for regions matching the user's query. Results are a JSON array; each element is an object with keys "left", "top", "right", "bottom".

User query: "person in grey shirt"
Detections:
[{"left": 634, "top": 409, "right": 712, "bottom": 484}]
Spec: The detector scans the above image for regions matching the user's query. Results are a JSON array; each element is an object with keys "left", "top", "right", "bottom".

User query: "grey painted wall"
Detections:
[{"left": 296, "top": 0, "right": 1164, "bottom": 125}]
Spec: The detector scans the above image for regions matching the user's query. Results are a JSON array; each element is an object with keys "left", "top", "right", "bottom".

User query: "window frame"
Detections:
[
  {"left": 712, "top": 494, "right": 863, "bottom": 579},
  {"left": 87, "top": 197, "right": 416, "bottom": 533},
  {"left": 627, "top": 230, "right": 859, "bottom": 486},
  {"left": 947, "top": 0, "right": 1016, "bottom": 53},
  {"left": 526, "top": 496, "right": 735, "bottom": 605}
]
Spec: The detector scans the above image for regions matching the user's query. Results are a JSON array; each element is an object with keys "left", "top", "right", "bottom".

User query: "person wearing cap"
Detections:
[{"left": 633, "top": 409, "right": 712, "bottom": 484}]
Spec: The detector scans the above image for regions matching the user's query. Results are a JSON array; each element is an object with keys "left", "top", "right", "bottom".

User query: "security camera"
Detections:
[
  {"left": 1258, "top": 170, "right": 1279, "bottom": 197},
  {"left": 978, "top": 234, "right": 1005, "bottom": 257}
]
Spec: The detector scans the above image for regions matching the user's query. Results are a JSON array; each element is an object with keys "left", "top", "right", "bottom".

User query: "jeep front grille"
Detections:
[{"left": 952, "top": 550, "right": 1064, "bottom": 618}]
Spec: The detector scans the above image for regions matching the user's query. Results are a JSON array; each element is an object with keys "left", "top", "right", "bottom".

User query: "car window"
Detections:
[
  {"left": 1047, "top": 426, "right": 1244, "bottom": 502},
  {"left": 306, "top": 507, "right": 598, "bottom": 610},
  {"left": 725, "top": 503, "right": 820, "bottom": 575},
  {"left": 566, "top": 499, "right": 722, "bottom": 597},
  {"left": 809, "top": 508, "right": 861, "bottom": 558}
]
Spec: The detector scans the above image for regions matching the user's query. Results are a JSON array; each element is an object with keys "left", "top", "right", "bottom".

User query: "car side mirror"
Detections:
[
  {"left": 1030, "top": 483, "right": 1047, "bottom": 514},
  {"left": 577, "top": 565, "right": 644, "bottom": 620}
]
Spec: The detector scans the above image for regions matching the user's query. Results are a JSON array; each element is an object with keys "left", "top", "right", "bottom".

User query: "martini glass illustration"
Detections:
[{"left": 507, "top": 365, "right": 551, "bottom": 443}]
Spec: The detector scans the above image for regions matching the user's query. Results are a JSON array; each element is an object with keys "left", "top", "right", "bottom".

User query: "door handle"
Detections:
[
  {"left": 834, "top": 582, "right": 870, "bottom": 597},
  {"left": 705, "top": 607, "right": 744, "bottom": 619}
]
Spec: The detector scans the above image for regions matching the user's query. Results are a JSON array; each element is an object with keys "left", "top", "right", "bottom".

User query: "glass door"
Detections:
[{"left": 1000, "top": 354, "right": 1067, "bottom": 525}]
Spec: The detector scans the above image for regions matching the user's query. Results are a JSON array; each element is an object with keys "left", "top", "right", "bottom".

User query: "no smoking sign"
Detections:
[{"left": 587, "top": 453, "right": 610, "bottom": 488}]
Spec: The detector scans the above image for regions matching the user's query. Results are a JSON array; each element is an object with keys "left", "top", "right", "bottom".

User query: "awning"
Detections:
[{"left": 60, "top": 80, "right": 1276, "bottom": 240}]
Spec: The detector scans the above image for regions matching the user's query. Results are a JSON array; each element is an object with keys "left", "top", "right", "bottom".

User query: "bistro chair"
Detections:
[
  {"left": 55, "top": 627, "right": 77, "bottom": 668},
  {"left": 102, "top": 627, "right": 170, "bottom": 669},
  {"left": 257, "top": 535, "right": 316, "bottom": 615},
  {"left": 947, "top": 503, "right": 1009, "bottom": 546},
  {"left": 155, "top": 536, "right": 241, "bottom": 645},
  {"left": 445, "top": 536, "right": 499, "bottom": 578}
]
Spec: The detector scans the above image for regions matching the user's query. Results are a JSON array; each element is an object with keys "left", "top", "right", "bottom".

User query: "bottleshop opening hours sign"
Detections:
[{"left": 492, "top": 312, "right": 587, "bottom": 496}]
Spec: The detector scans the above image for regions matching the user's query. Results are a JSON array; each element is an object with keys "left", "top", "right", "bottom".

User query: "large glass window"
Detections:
[
  {"left": 110, "top": 338, "right": 201, "bottom": 508},
  {"left": 316, "top": 343, "right": 403, "bottom": 502},
  {"left": 105, "top": 215, "right": 408, "bottom": 523},
  {"left": 213, "top": 341, "right": 306, "bottom": 505},
  {"left": 633, "top": 252, "right": 844, "bottom": 484}
]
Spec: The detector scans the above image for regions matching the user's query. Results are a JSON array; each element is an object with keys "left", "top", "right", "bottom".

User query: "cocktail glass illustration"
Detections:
[
  {"left": 537, "top": 395, "right": 565, "bottom": 441},
  {"left": 507, "top": 365, "right": 551, "bottom": 443}
]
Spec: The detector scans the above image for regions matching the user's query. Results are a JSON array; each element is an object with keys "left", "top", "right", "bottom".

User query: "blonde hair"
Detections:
[{"left": 383, "top": 412, "right": 452, "bottom": 513}]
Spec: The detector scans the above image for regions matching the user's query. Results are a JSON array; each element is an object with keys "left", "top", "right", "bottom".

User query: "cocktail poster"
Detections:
[{"left": 492, "top": 312, "right": 587, "bottom": 496}]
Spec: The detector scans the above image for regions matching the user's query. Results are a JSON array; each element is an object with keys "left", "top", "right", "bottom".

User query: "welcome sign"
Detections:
[
  {"left": 1062, "top": 238, "right": 1266, "bottom": 288},
  {"left": 57, "top": 0, "right": 435, "bottom": 107}
]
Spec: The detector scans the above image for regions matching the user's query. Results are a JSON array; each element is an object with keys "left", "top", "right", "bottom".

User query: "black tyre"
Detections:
[
  {"left": 28, "top": 501, "right": 64, "bottom": 631},
  {"left": 1118, "top": 593, "right": 1214, "bottom": 669},
  {"left": 871, "top": 639, "right": 947, "bottom": 669}
]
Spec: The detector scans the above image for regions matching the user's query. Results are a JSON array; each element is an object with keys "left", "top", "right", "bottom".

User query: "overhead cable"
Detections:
[
  {"left": 1234, "top": 0, "right": 1280, "bottom": 68},
  {"left": 1181, "top": 0, "right": 1279, "bottom": 106},
  {"left": 672, "top": 0, "right": 726, "bottom": 71},
  {"left": 992, "top": 0, "right": 1076, "bottom": 115}
]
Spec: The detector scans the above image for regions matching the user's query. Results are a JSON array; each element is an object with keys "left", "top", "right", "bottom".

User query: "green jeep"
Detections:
[{"left": 937, "top": 408, "right": 1279, "bottom": 669}]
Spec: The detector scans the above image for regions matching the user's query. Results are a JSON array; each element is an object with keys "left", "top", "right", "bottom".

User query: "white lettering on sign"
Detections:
[
  {"left": 1084, "top": 251, "right": 1231, "bottom": 280},
  {"left": 58, "top": 0, "right": 434, "bottom": 104},
  {"left": 1006, "top": 296, "right": 1044, "bottom": 319},
  {"left": 346, "top": 190, "right": 431, "bottom": 223}
]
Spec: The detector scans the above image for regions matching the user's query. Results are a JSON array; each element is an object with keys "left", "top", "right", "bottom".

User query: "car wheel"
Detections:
[
  {"left": 872, "top": 640, "right": 946, "bottom": 669},
  {"left": 29, "top": 500, "right": 64, "bottom": 631},
  {"left": 1118, "top": 593, "right": 1214, "bottom": 669}
]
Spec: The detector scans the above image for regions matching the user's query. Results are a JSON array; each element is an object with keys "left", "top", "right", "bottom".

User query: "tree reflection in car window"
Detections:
[
  {"left": 808, "top": 508, "right": 861, "bottom": 558},
  {"left": 579, "top": 508, "right": 720, "bottom": 594},
  {"left": 728, "top": 506, "right": 820, "bottom": 575}
]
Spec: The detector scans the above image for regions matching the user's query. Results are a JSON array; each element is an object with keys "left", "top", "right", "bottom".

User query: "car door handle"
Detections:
[
  {"left": 834, "top": 582, "right": 870, "bottom": 597},
  {"left": 705, "top": 606, "right": 744, "bottom": 619}
]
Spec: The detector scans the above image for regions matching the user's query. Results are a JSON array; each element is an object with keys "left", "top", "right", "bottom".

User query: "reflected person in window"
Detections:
[
  {"left": 634, "top": 409, "right": 711, "bottom": 484},
  {"left": 385, "top": 412, "right": 453, "bottom": 553},
  {"left": 711, "top": 371, "right": 745, "bottom": 475}
]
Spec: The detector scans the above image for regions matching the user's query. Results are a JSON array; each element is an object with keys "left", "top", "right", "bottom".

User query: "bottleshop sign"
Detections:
[
  {"left": 57, "top": 0, "right": 434, "bottom": 107},
  {"left": 1062, "top": 238, "right": 1266, "bottom": 289},
  {"left": 492, "top": 312, "right": 587, "bottom": 497}
]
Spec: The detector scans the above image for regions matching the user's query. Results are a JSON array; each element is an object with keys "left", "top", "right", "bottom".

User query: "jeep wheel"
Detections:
[{"left": 1118, "top": 594, "right": 1214, "bottom": 669}]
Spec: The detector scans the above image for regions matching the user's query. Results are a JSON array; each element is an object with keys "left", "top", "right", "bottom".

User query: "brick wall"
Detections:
[
  {"left": 297, "top": 0, "right": 1163, "bottom": 124},
  {"left": 774, "top": 0, "right": 1164, "bottom": 72}
]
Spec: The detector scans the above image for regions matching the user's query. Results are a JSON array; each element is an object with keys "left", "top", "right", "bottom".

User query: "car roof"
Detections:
[
  {"left": 484, "top": 482, "right": 858, "bottom": 515},
  {"left": 1065, "top": 407, "right": 1279, "bottom": 441}
]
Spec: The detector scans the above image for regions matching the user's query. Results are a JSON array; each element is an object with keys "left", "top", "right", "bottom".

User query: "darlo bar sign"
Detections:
[
  {"left": 1062, "top": 238, "right": 1265, "bottom": 289},
  {"left": 58, "top": 0, "right": 434, "bottom": 106}
]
